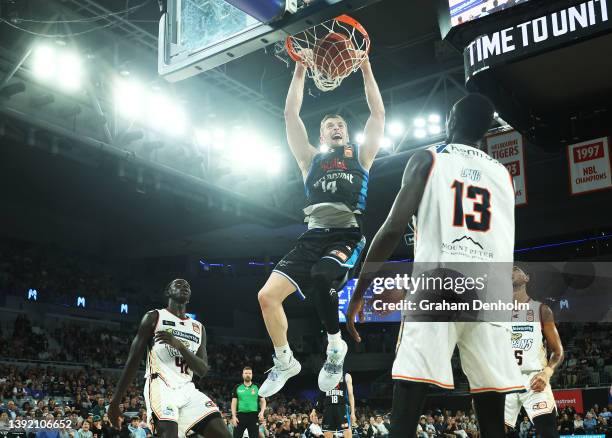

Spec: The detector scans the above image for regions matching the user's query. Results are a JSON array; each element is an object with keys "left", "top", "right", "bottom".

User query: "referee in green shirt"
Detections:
[{"left": 231, "top": 366, "right": 266, "bottom": 438}]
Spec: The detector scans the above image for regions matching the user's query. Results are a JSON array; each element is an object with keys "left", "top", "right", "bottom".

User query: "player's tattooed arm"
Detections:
[
  {"left": 285, "top": 63, "right": 317, "bottom": 176},
  {"left": 347, "top": 149, "right": 433, "bottom": 342},
  {"left": 108, "top": 310, "right": 158, "bottom": 427},
  {"left": 359, "top": 59, "right": 385, "bottom": 170},
  {"left": 345, "top": 373, "right": 357, "bottom": 425},
  {"left": 531, "top": 304, "right": 564, "bottom": 392}
]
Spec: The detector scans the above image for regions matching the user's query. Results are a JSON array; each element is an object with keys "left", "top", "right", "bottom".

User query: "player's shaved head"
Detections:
[{"left": 446, "top": 93, "right": 495, "bottom": 146}]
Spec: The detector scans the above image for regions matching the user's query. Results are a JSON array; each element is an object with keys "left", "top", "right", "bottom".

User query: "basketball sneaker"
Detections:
[
  {"left": 259, "top": 354, "right": 302, "bottom": 397},
  {"left": 318, "top": 338, "right": 348, "bottom": 391}
]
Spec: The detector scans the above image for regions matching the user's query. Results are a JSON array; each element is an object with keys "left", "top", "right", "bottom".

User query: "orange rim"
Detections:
[{"left": 285, "top": 14, "right": 370, "bottom": 62}]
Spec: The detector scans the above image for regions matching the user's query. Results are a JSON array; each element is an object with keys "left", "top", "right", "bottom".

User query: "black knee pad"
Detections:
[{"left": 311, "top": 258, "right": 345, "bottom": 286}]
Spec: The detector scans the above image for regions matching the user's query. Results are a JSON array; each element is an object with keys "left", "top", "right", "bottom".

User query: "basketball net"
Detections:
[{"left": 286, "top": 15, "right": 370, "bottom": 92}]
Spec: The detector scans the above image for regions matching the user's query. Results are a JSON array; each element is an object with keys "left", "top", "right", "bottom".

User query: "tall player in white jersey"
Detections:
[
  {"left": 108, "top": 279, "right": 231, "bottom": 438},
  {"left": 505, "top": 266, "right": 564, "bottom": 438},
  {"left": 347, "top": 94, "right": 524, "bottom": 437}
]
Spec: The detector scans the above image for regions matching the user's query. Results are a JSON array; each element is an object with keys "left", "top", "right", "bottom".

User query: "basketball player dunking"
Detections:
[
  {"left": 108, "top": 279, "right": 230, "bottom": 438},
  {"left": 346, "top": 94, "right": 525, "bottom": 438},
  {"left": 505, "top": 266, "right": 564, "bottom": 438},
  {"left": 257, "top": 56, "right": 385, "bottom": 397},
  {"left": 310, "top": 371, "right": 356, "bottom": 438}
]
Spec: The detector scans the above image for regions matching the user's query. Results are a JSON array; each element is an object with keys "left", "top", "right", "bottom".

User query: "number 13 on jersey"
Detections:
[{"left": 451, "top": 180, "right": 491, "bottom": 232}]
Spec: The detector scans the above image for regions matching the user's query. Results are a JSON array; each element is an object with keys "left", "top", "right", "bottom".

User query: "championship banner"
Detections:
[
  {"left": 486, "top": 130, "right": 527, "bottom": 205},
  {"left": 554, "top": 389, "right": 584, "bottom": 413},
  {"left": 568, "top": 137, "right": 612, "bottom": 195}
]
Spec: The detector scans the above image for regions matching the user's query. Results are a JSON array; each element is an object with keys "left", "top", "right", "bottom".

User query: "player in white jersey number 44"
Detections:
[
  {"left": 505, "top": 266, "right": 564, "bottom": 438},
  {"left": 108, "top": 279, "right": 231, "bottom": 438}
]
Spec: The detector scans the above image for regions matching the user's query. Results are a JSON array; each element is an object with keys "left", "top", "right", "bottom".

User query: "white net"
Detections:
[{"left": 286, "top": 15, "right": 370, "bottom": 92}]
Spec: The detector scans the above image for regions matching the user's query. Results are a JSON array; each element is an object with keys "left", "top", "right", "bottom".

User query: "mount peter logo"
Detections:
[{"left": 451, "top": 235, "right": 484, "bottom": 249}]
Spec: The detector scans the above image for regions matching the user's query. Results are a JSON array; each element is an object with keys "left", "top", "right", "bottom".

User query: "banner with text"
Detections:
[
  {"left": 486, "top": 130, "right": 527, "bottom": 205},
  {"left": 568, "top": 137, "right": 612, "bottom": 195},
  {"left": 554, "top": 389, "right": 584, "bottom": 413}
]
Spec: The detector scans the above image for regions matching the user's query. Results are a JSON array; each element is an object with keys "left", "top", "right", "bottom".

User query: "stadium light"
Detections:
[
  {"left": 429, "top": 125, "right": 442, "bottom": 135},
  {"left": 388, "top": 121, "right": 404, "bottom": 137},
  {"left": 428, "top": 114, "right": 441, "bottom": 124},
  {"left": 56, "top": 52, "right": 83, "bottom": 92},
  {"left": 32, "top": 45, "right": 56, "bottom": 81},
  {"left": 319, "top": 144, "right": 330, "bottom": 153},
  {"left": 164, "top": 103, "right": 187, "bottom": 136},
  {"left": 381, "top": 138, "right": 392, "bottom": 149},
  {"left": 266, "top": 150, "right": 284, "bottom": 176},
  {"left": 195, "top": 129, "right": 211, "bottom": 146},
  {"left": 355, "top": 132, "right": 365, "bottom": 144},
  {"left": 413, "top": 117, "right": 426, "bottom": 128},
  {"left": 414, "top": 129, "right": 427, "bottom": 139},
  {"left": 115, "top": 80, "right": 145, "bottom": 119}
]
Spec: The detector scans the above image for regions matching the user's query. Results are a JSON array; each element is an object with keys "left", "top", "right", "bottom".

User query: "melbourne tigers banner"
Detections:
[
  {"left": 554, "top": 389, "right": 584, "bottom": 413},
  {"left": 486, "top": 129, "right": 527, "bottom": 206}
]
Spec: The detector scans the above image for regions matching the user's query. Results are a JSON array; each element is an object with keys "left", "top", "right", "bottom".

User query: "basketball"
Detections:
[{"left": 313, "top": 32, "right": 355, "bottom": 78}]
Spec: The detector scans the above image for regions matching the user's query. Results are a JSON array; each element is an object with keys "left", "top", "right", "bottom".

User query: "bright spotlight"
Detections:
[
  {"left": 428, "top": 114, "right": 441, "bottom": 124},
  {"left": 266, "top": 150, "right": 283, "bottom": 176},
  {"left": 413, "top": 118, "right": 426, "bottom": 128},
  {"left": 213, "top": 128, "right": 225, "bottom": 141},
  {"left": 355, "top": 133, "right": 365, "bottom": 144},
  {"left": 195, "top": 129, "right": 211, "bottom": 146},
  {"left": 32, "top": 45, "right": 56, "bottom": 81},
  {"left": 56, "top": 52, "right": 82, "bottom": 91},
  {"left": 414, "top": 129, "right": 427, "bottom": 139},
  {"left": 164, "top": 103, "right": 187, "bottom": 136},
  {"left": 381, "top": 138, "right": 392, "bottom": 149},
  {"left": 115, "top": 80, "right": 144, "bottom": 119},
  {"left": 319, "top": 144, "right": 330, "bottom": 153},
  {"left": 388, "top": 121, "right": 404, "bottom": 137},
  {"left": 147, "top": 93, "right": 170, "bottom": 130},
  {"left": 429, "top": 125, "right": 442, "bottom": 135}
]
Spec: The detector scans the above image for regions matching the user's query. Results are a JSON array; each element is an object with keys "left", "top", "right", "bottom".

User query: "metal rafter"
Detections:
[{"left": 62, "top": 0, "right": 283, "bottom": 117}]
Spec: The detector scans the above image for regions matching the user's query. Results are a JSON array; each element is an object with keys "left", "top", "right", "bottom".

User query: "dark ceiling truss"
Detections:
[{"left": 60, "top": 0, "right": 284, "bottom": 117}]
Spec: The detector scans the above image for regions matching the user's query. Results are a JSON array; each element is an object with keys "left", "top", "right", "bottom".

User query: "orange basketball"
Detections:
[{"left": 313, "top": 32, "right": 355, "bottom": 78}]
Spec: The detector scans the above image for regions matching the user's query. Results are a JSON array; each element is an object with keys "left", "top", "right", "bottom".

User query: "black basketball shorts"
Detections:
[
  {"left": 322, "top": 404, "right": 350, "bottom": 432},
  {"left": 273, "top": 227, "right": 366, "bottom": 300}
]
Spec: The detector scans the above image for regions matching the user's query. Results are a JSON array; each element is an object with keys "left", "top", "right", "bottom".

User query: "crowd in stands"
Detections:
[{"left": 0, "top": 240, "right": 143, "bottom": 308}]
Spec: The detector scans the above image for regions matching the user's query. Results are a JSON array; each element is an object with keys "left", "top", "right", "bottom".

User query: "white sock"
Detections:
[
  {"left": 327, "top": 331, "right": 342, "bottom": 348},
  {"left": 274, "top": 344, "right": 292, "bottom": 364}
]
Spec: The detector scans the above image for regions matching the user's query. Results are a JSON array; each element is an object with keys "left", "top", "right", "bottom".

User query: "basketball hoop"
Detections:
[{"left": 285, "top": 15, "right": 370, "bottom": 92}]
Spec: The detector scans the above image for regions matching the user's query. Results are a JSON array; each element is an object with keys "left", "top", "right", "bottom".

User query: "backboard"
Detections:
[{"left": 158, "top": 0, "right": 381, "bottom": 82}]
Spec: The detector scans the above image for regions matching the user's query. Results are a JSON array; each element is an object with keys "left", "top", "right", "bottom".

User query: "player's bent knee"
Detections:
[{"left": 198, "top": 416, "right": 231, "bottom": 438}]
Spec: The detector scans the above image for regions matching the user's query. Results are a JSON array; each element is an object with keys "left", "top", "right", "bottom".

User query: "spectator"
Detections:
[
  {"left": 518, "top": 416, "right": 531, "bottom": 438},
  {"left": 75, "top": 421, "right": 93, "bottom": 438},
  {"left": 127, "top": 417, "right": 145, "bottom": 438},
  {"left": 583, "top": 412, "right": 597, "bottom": 434},
  {"left": 373, "top": 415, "right": 389, "bottom": 437},
  {"left": 90, "top": 416, "right": 104, "bottom": 438},
  {"left": 307, "top": 415, "right": 323, "bottom": 437},
  {"left": 558, "top": 413, "right": 573, "bottom": 435},
  {"left": 417, "top": 416, "right": 428, "bottom": 438},
  {"left": 573, "top": 413, "right": 584, "bottom": 434}
]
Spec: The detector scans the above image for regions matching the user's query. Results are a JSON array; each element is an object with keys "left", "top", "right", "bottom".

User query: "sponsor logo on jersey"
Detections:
[
  {"left": 460, "top": 168, "right": 482, "bottom": 182},
  {"left": 166, "top": 329, "right": 199, "bottom": 344},
  {"left": 441, "top": 236, "right": 494, "bottom": 260},
  {"left": 205, "top": 401, "right": 217, "bottom": 408},
  {"left": 511, "top": 336, "right": 533, "bottom": 351},
  {"left": 330, "top": 250, "right": 349, "bottom": 262},
  {"left": 162, "top": 320, "right": 176, "bottom": 326},
  {"left": 527, "top": 310, "right": 534, "bottom": 322},
  {"left": 344, "top": 146, "right": 353, "bottom": 158},
  {"left": 532, "top": 401, "right": 548, "bottom": 411},
  {"left": 192, "top": 323, "right": 200, "bottom": 334},
  {"left": 163, "top": 407, "right": 174, "bottom": 416},
  {"left": 322, "top": 157, "right": 348, "bottom": 171},
  {"left": 512, "top": 325, "right": 534, "bottom": 332}
]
